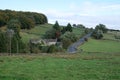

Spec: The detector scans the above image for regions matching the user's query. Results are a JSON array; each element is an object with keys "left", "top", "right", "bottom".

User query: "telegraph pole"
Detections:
[{"left": 6, "top": 29, "right": 14, "bottom": 55}]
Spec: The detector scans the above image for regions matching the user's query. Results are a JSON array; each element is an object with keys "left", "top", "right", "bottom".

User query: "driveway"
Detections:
[{"left": 67, "top": 33, "right": 92, "bottom": 53}]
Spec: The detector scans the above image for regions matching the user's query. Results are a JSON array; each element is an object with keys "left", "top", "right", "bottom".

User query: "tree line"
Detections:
[{"left": 0, "top": 9, "right": 48, "bottom": 29}]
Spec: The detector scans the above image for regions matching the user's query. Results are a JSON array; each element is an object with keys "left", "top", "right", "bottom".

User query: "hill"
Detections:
[
  {"left": 78, "top": 31, "right": 120, "bottom": 53},
  {"left": 79, "top": 38, "right": 120, "bottom": 53},
  {"left": 20, "top": 24, "right": 85, "bottom": 43},
  {"left": 20, "top": 24, "right": 53, "bottom": 43},
  {"left": 0, "top": 9, "right": 48, "bottom": 29}
]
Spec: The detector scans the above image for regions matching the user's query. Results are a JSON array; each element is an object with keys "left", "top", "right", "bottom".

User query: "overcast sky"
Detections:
[{"left": 0, "top": 0, "right": 120, "bottom": 30}]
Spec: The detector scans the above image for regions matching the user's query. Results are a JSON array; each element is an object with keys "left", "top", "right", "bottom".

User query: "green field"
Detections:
[
  {"left": 72, "top": 28, "right": 85, "bottom": 38},
  {"left": 20, "top": 24, "right": 85, "bottom": 43},
  {"left": 79, "top": 38, "right": 120, "bottom": 53},
  {"left": 103, "top": 31, "right": 120, "bottom": 41},
  {"left": 0, "top": 52, "right": 120, "bottom": 80},
  {"left": 20, "top": 24, "right": 53, "bottom": 43}
]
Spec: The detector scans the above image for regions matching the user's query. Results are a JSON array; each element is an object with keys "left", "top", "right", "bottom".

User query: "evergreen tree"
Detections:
[
  {"left": 53, "top": 21, "right": 61, "bottom": 31},
  {"left": 0, "top": 31, "right": 8, "bottom": 53},
  {"left": 66, "top": 23, "right": 72, "bottom": 32}
]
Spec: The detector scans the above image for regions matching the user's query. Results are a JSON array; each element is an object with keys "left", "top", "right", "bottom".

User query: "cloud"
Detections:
[{"left": 32, "top": 1, "right": 120, "bottom": 30}]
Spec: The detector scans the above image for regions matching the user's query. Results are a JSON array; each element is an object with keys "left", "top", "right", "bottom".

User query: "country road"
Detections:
[{"left": 67, "top": 32, "right": 92, "bottom": 53}]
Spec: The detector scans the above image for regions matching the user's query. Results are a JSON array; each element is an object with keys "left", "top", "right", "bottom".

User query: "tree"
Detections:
[
  {"left": 66, "top": 23, "right": 72, "bottom": 32},
  {"left": 43, "top": 28, "right": 56, "bottom": 39},
  {"left": 7, "top": 19, "right": 21, "bottom": 39},
  {"left": 61, "top": 27, "right": 67, "bottom": 34},
  {"left": 73, "top": 24, "right": 76, "bottom": 27},
  {"left": 92, "top": 29, "right": 103, "bottom": 39},
  {"left": 0, "top": 31, "right": 8, "bottom": 53},
  {"left": 95, "top": 24, "right": 108, "bottom": 33},
  {"left": 0, "top": 16, "right": 6, "bottom": 27},
  {"left": 60, "top": 32, "right": 78, "bottom": 49},
  {"left": 18, "top": 15, "right": 35, "bottom": 29},
  {"left": 84, "top": 28, "right": 89, "bottom": 34},
  {"left": 0, "top": 9, "right": 48, "bottom": 29},
  {"left": 77, "top": 24, "right": 85, "bottom": 28},
  {"left": 53, "top": 21, "right": 61, "bottom": 31},
  {"left": 7, "top": 19, "right": 25, "bottom": 53}
]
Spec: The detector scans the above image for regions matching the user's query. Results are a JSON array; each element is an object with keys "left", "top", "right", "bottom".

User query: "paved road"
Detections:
[{"left": 67, "top": 33, "right": 92, "bottom": 53}]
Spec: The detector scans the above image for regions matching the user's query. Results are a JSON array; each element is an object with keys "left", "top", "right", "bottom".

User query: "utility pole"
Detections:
[
  {"left": 6, "top": 29, "right": 14, "bottom": 55},
  {"left": 17, "top": 40, "right": 19, "bottom": 54}
]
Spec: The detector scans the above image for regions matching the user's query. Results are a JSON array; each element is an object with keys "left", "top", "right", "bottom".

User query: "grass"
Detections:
[
  {"left": 20, "top": 32, "right": 40, "bottom": 43},
  {"left": 0, "top": 52, "right": 120, "bottom": 80},
  {"left": 25, "top": 24, "right": 53, "bottom": 36},
  {"left": 73, "top": 28, "right": 85, "bottom": 38},
  {"left": 20, "top": 24, "right": 85, "bottom": 43},
  {"left": 20, "top": 24, "right": 53, "bottom": 43},
  {"left": 79, "top": 38, "right": 120, "bottom": 53},
  {"left": 103, "top": 31, "right": 120, "bottom": 41}
]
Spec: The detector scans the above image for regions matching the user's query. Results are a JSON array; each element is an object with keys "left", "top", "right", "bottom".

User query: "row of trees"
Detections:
[
  {"left": 0, "top": 19, "right": 26, "bottom": 53},
  {"left": 0, "top": 9, "right": 48, "bottom": 29}
]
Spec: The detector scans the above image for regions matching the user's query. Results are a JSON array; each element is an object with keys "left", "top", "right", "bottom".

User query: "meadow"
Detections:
[
  {"left": 20, "top": 24, "right": 53, "bottom": 43},
  {"left": 1, "top": 24, "right": 120, "bottom": 80},
  {"left": 20, "top": 24, "right": 85, "bottom": 43},
  {"left": 0, "top": 52, "right": 120, "bottom": 80},
  {"left": 79, "top": 31, "right": 120, "bottom": 53},
  {"left": 79, "top": 38, "right": 120, "bottom": 53},
  {"left": 103, "top": 31, "right": 120, "bottom": 41}
]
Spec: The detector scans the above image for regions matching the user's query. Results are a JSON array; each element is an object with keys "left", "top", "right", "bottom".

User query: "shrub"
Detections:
[
  {"left": 114, "top": 34, "right": 120, "bottom": 39},
  {"left": 92, "top": 30, "right": 103, "bottom": 39},
  {"left": 47, "top": 45, "right": 57, "bottom": 53},
  {"left": 40, "top": 46, "right": 49, "bottom": 53},
  {"left": 84, "top": 38, "right": 88, "bottom": 41},
  {"left": 60, "top": 32, "right": 78, "bottom": 49}
]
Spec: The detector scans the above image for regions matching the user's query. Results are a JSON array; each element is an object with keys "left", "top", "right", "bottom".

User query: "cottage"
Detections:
[
  {"left": 30, "top": 38, "right": 57, "bottom": 46},
  {"left": 43, "top": 39, "right": 57, "bottom": 46},
  {"left": 29, "top": 39, "right": 41, "bottom": 45}
]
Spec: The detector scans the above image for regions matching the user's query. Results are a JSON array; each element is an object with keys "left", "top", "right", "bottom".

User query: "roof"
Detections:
[{"left": 43, "top": 39, "right": 57, "bottom": 43}]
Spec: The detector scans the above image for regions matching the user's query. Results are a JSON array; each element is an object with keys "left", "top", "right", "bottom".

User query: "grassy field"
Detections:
[
  {"left": 103, "top": 31, "right": 120, "bottom": 41},
  {"left": 20, "top": 24, "right": 53, "bottom": 43},
  {"left": 0, "top": 52, "right": 120, "bottom": 80},
  {"left": 20, "top": 24, "right": 85, "bottom": 43},
  {"left": 72, "top": 28, "right": 85, "bottom": 38},
  {"left": 79, "top": 38, "right": 120, "bottom": 53}
]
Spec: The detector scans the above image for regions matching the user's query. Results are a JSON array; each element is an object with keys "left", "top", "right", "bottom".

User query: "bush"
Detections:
[
  {"left": 92, "top": 30, "right": 103, "bottom": 39},
  {"left": 40, "top": 46, "right": 49, "bottom": 53},
  {"left": 60, "top": 32, "right": 78, "bottom": 49},
  {"left": 84, "top": 38, "right": 88, "bottom": 41},
  {"left": 47, "top": 45, "right": 57, "bottom": 53},
  {"left": 114, "top": 34, "right": 120, "bottom": 39}
]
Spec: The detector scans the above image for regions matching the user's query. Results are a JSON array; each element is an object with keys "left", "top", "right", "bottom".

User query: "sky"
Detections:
[{"left": 0, "top": 0, "right": 120, "bottom": 30}]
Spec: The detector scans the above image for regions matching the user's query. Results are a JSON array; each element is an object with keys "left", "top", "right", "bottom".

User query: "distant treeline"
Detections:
[{"left": 0, "top": 9, "right": 48, "bottom": 29}]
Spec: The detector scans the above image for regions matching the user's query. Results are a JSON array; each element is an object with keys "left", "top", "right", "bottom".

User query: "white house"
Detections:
[{"left": 30, "top": 38, "right": 57, "bottom": 46}]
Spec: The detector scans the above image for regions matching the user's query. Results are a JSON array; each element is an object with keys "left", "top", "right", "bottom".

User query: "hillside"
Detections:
[
  {"left": 20, "top": 24, "right": 85, "bottom": 43},
  {"left": 79, "top": 31, "right": 120, "bottom": 53},
  {"left": 0, "top": 9, "right": 48, "bottom": 29},
  {"left": 20, "top": 24, "right": 53, "bottom": 43}
]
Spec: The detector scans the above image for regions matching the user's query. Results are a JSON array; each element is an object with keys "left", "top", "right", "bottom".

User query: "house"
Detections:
[
  {"left": 43, "top": 39, "right": 57, "bottom": 46},
  {"left": 29, "top": 39, "right": 41, "bottom": 45},
  {"left": 30, "top": 38, "right": 57, "bottom": 46}
]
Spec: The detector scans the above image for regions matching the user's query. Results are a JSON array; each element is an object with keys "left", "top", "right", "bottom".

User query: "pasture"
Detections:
[
  {"left": 79, "top": 38, "right": 120, "bottom": 53},
  {"left": 20, "top": 24, "right": 53, "bottom": 43},
  {"left": 0, "top": 52, "right": 120, "bottom": 80},
  {"left": 20, "top": 24, "right": 85, "bottom": 43}
]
